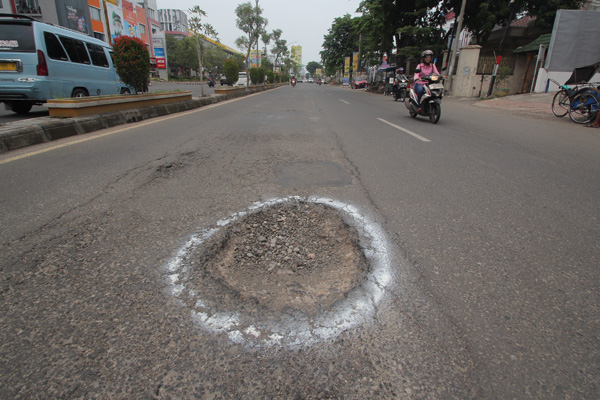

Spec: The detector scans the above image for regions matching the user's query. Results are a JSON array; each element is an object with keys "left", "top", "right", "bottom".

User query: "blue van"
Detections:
[{"left": 0, "top": 13, "right": 132, "bottom": 114}]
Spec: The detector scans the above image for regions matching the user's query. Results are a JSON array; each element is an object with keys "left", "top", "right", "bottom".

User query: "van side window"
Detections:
[
  {"left": 43, "top": 32, "right": 68, "bottom": 61},
  {"left": 59, "top": 36, "right": 90, "bottom": 64},
  {"left": 86, "top": 43, "right": 109, "bottom": 67}
]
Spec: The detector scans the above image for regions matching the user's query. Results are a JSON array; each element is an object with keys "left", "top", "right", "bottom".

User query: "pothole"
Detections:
[
  {"left": 163, "top": 197, "right": 394, "bottom": 348},
  {"left": 191, "top": 202, "right": 368, "bottom": 317}
]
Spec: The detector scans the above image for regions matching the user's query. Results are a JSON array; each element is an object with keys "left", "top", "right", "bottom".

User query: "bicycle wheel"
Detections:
[
  {"left": 568, "top": 90, "right": 599, "bottom": 124},
  {"left": 551, "top": 90, "right": 569, "bottom": 117}
]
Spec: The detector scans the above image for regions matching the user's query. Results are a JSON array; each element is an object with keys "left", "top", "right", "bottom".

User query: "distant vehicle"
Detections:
[
  {"left": 297, "top": 78, "right": 303, "bottom": 83},
  {"left": 235, "top": 71, "right": 247, "bottom": 86},
  {"left": 0, "top": 13, "right": 133, "bottom": 114},
  {"left": 351, "top": 76, "right": 367, "bottom": 89},
  {"left": 220, "top": 75, "right": 229, "bottom": 86},
  {"left": 308, "top": 78, "right": 314, "bottom": 83}
]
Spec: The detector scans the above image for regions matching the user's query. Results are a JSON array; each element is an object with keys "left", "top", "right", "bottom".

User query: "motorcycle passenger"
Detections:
[
  {"left": 413, "top": 50, "right": 439, "bottom": 110},
  {"left": 396, "top": 67, "right": 408, "bottom": 83}
]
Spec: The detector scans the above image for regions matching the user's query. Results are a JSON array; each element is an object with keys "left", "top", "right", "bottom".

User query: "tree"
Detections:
[
  {"left": 306, "top": 61, "right": 323, "bottom": 77},
  {"left": 320, "top": 14, "right": 358, "bottom": 77},
  {"left": 188, "top": 5, "right": 218, "bottom": 96},
  {"left": 261, "top": 31, "right": 271, "bottom": 59},
  {"left": 112, "top": 36, "right": 150, "bottom": 93},
  {"left": 442, "top": 0, "right": 583, "bottom": 45},
  {"left": 356, "top": 0, "right": 446, "bottom": 68},
  {"left": 235, "top": 1, "right": 268, "bottom": 87},
  {"left": 270, "top": 29, "right": 289, "bottom": 75}
]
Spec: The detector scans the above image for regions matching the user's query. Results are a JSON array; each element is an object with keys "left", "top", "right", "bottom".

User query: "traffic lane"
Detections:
[
  {"left": 0, "top": 89, "right": 259, "bottom": 245},
  {"left": 0, "top": 85, "right": 475, "bottom": 398},
  {"left": 316, "top": 86, "right": 599, "bottom": 398}
]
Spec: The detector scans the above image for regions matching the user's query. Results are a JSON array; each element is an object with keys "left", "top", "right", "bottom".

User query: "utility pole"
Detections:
[
  {"left": 487, "top": 0, "right": 516, "bottom": 97},
  {"left": 446, "top": 0, "right": 467, "bottom": 95}
]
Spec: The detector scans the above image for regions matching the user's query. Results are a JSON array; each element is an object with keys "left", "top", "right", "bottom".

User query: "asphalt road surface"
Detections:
[{"left": 1, "top": 84, "right": 598, "bottom": 399}]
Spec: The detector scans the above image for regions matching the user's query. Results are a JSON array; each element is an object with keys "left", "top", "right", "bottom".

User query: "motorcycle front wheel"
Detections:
[
  {"left": 429, "top": 102, "right": 441, "bottom": 124},
  {"left": 399, "top": 89, "right": 406, "bottom": 102}
]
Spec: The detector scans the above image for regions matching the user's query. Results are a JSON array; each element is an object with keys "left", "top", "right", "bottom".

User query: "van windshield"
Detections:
[{"left": 0, "top": 22, "right": 35, "bottom": 52}]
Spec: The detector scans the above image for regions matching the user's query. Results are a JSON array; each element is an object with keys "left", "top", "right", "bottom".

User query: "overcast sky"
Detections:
[{"left": 155, "top": 0, "right": 363, "bottom": 65}]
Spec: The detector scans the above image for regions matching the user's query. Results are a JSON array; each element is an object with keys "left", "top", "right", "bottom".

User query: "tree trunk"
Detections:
[{"left": 195, "top": 37, "right": 205, "bottom": 97}]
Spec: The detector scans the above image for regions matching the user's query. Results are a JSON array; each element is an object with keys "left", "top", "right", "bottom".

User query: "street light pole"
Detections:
[
  {"left": 487, "top": 0, "right": 516, "bottom": 97},
  {"left": 446, "top": 0, "right": 467, "bottom": 95}
]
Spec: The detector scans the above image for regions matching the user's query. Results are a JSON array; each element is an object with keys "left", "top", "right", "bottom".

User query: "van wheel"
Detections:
[
  {"left": 10, "top": 101, "right": 33, "bottom": 114},
  {"left": 120, "top": 88, "right": 131, "bottom": 95},
  {"left": 72, "top": 88, "right": 88, "bottom": 98}
]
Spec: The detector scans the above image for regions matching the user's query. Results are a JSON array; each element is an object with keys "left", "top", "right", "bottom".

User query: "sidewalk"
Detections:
[{"left": 472, "top": 92, "right": 555, "bottom": 116}]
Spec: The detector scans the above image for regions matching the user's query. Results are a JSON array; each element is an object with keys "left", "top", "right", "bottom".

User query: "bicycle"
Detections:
[
  {"left": 549, "top": 79, "right": 597, "bottom": 117},
  {"left": 568, "top": 86, "right": 600, "bottom": 124}
]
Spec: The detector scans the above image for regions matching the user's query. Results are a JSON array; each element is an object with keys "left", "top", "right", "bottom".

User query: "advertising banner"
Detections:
[
  {"left": 250, "top": 50, "right": 261, "bottom": 68},
  {"left": 121, "top": 0, "right": 139, "bottom": 38},
  {"left": 105, "top": 2, "right": 125, "bottom": 42},
  {"left": 353, "top": 51, "right": 359, "bottom": 73},
  {"left": 315, "top": 68, "right": 322, "bottom": 76},
  {"left": 65, "top": 5, "right": 88, "bottom": 33},
  {"left": 344, "top": 56, "right": 350, "bottom": 77},
  {"left": 291, "top": 46, "right": 302, "bottom": 68},
  {"left": 156, "top": 58, "right": 166, "bottom": 69}
]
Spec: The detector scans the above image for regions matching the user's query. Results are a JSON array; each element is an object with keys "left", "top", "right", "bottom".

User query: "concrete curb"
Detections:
[{"left": 0, "top": 85, "right": 277, "bottom": 154}]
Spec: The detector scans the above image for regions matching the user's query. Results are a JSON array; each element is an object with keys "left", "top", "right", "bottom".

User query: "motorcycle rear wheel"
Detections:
[
  {"left": 428, "top": 103, "right": 441, "bottom": 124},
  {"left": 409, "top": 110, "right": 417, "bottom": 118}
]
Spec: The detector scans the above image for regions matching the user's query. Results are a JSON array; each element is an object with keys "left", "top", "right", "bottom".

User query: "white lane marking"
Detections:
[
  {"left": 377, "top": 118, "right": 431, "bottom": 143},
  {"left": 339, "top": 99, "right": 350, "bottom": 105}
]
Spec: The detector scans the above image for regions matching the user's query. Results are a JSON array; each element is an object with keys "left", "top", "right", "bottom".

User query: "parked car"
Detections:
[
  {"left": 235, "top": 72, "right": 248, "bottom": 86},
  {"left": 351, "top": 76, "right": 368, "bottom": 89},
  {"left": 308, "top": 78, "right": 314, "bottom": 83},
  {"left": 220, "top": 75, "right": 229, "bottom": 86},
  {"left": 0, "top": 13, "right": 133, "bottom": 114}
]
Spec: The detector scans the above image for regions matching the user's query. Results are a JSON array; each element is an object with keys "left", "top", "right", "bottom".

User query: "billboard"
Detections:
[
  {"left": 291, "top": 45, "right": 302, "bottom": 68},
  {"left": 105, "top": 2, "right": 125, "bottom": 42},
  {"left": 121, "top": 0, "right": 139, "bottom": 38},
  {"left": 353, "top": 52, "right": 359, "bottom": 73},
  {"left": 250, "top": 50, "right": 261, "bottom": 68},
  {"left": 344, "top": 56, "right": 350, "bottom": 77}
]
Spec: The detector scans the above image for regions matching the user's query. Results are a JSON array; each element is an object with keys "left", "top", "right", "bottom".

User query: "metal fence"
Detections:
[{"left": 477, "top": 50, "right": 517, "bottom": 75}]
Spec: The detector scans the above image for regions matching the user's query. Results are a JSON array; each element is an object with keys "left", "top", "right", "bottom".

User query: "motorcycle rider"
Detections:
[
  {"left": 413, "top": 50, "right": 439, "bottom": 111},
  {"left": 396, "top": 67, "right": 408, "bottom": 83}
]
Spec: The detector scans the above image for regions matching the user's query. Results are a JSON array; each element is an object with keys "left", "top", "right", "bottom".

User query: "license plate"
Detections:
[
  {"left": 430, "top": 83, "right": 444, "bottom": 89},
  {"left": 0, "top": 62, "right": 17, "bottom": 71},
  {"left": 389, "top": 78, "right": 394, "bottom": 84}
]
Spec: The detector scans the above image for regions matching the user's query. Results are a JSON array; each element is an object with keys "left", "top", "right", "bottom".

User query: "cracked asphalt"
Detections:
[{"left": 1, "top": 84, "right": 598, "bottom": 398}]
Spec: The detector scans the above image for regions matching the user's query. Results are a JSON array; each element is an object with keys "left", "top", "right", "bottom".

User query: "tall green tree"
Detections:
[
  {"left": 442, "top": 0, "right": 584, "bottom": 45},
  {"left": 270, "top": 29, "right": 289, "bottom": 74},
  {"left": 320, "top": 14, "right": 358, "bottom": 77},
  {"left": 305, "top": 61, "right": 322, "bottom": 77},
  {"left": 235, "top": 1, "right": 268, "bottom": 87},
  {"left": 188, "top": 6, "right": 218, "bottom": 96}
]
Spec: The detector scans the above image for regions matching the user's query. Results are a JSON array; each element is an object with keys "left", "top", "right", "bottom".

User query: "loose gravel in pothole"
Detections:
[{"left": 185, "top": 201, "right": 369, "bottom": 318}]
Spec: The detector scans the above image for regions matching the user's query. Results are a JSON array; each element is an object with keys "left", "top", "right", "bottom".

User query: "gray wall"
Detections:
[{"left": 546, "top": 10, "right": 600, "bottom": 71}]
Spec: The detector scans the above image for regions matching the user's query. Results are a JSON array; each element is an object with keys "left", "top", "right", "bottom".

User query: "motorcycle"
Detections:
[
  {"left": 405, "top": 71, "right": 444, "bottom": 124},
  {"left": 291, "top": 78, "right": 297, "bottom": 87},
  {"left": 207, "top": 78, "right": 216, "bottom": 87},
  {"left": 393, "top": 78, "right": 408, "bottom": 102}
]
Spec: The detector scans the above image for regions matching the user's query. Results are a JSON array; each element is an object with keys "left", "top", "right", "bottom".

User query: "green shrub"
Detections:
[
  {"left": 250, "top": 67, "right": 259, "bottom": 85},
  {"left": 258, "top": 67, "right": 265, "bottom": 84},
  {"left": 266, "top": 70, "right": 274, "bottom": 84},
  {"left": 224, "top": 58, "right": 239, "bottom": 85},
  {"left": 112, "top": 36, "right": 150, "bottom": 93}
]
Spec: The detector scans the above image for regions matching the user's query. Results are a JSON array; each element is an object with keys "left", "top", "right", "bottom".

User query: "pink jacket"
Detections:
[{"left": 414, "top": 63, "right": 439, "bottom": 85}]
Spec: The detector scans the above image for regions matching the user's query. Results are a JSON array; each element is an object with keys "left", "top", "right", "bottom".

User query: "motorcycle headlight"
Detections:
[{"left": 431, "top": 75, "right": 439, "bottom": 81}]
